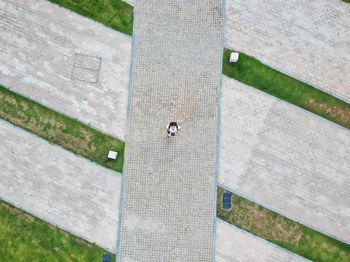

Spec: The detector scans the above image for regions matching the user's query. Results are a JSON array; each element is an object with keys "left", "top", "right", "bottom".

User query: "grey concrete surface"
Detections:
[
  {"left": 1, "top": 0, "right": 349, "bottom": 256},
  {"left": 117, "top": 0, "right": 224, "bottom": 261},
  {"left": 0, "top": 0, "right": 130, "bottom": 139},
  {"left": 0, "top": 120, "right": 308, "bottom": 261},
  {"left": 225, "top": 0, "right": 350, "bottom": 102},
  {"left": 216, "top": 220, "right": 308, "bottom": 262},
  {"left": 219, "top": 77, "right": 350, "bottom": 243},
  {"left": 0, "top": 119, "right": 121, "bottom": 252}
]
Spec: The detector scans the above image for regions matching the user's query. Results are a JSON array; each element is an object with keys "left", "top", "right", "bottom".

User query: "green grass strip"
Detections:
[
  {"left": 0, "top": 200, "right": 115, "bottom": 261},
  {"left": 1, "top": 85, "right": 350, "bottom": 260},
  {"left": 217, "top": 187, "right": 350, "bottom": 261},
  {"left": 0, "top": 86, "right": 124, "bottom": 172},
  {"left": 48, "top": 0, "right": 133, "bottom": 35},
  {"left": 223, "top": 50, "right": 350, "bottom": 129},
  {"left": 2, "top": 1, "right": 350, "bottom": 259},
  {"left": 48, "top": 0, "right": 350, "bottom": 130}
]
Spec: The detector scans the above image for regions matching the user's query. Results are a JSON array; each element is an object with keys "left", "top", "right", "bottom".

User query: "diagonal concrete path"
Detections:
[
  {"left": 1, "top": 0, "right": 349, "bottom": 257},
  {"left": 2, "top": 0, "right": 349, "bottom": 243},
  {"left": 0, "top": 119, "right": 121, "bottom": 252},
  {"left": 117, "top": 1, "right": 224, "bottom": 261},
  {"left": 126, "top": 0, "right": 350, "bottom": 102},
  {"left": 220, "top": 77, "right": 350, "bottom": 244},
  {"left": 216, "top": 220, "right": 308, "bottom": 262},
  {"left": 225, "top": 0, "right": 350, "bottom": 102},
  {"left": 2, "top": 0, "right": 349, "bottom": 244},
  {"left": 0, "top": 119, "right": 307, "bottom": 261},
  {"left": 0, "top": 0, "right": 130, "bottom": 139}
]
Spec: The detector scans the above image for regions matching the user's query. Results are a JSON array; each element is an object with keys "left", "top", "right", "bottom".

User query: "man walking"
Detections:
[{"left": 166, "top": 122, "right": 181, "bottom": 137}]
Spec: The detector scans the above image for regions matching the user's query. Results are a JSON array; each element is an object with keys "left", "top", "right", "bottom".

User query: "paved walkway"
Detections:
[
  {"left": 216, "top": 220, "right": 308, "bottom": 262},
  {"left": 117, "top": 1, "right": 224, "bottom": 261},
  {"left": 0, "top": 0, "right": 130, "bottom": 139},
  {"left": 0, "top": 121, "right": 306, "bottom": 260},
  {"left": 1, "top": 0, "right": 349, "bottom": 256},
  {"left": 3, "top": 0, "right": 349, "bottom": 242},
  {"left": 0, "top": 119, "right": 121, "bottom": 252},
  {"left": 225, "top": 0, "right": 350, "bottom": 102},
  {"left": 219, "top": 77, "right": 350, "bottom": 243}
]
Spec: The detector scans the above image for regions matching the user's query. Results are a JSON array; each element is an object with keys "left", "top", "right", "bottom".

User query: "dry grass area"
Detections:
[
  {"left": 217, "top": 187, "right": 301, "bottom": 244},
  {"left": 217, "top": 187, "right": 350, "bottom": 261},
  {"left": 0, "top": 86, "right": 124, "bottom": 172},
  {"left": 307, "top": 98, "right": 350, "bottom": 125}
]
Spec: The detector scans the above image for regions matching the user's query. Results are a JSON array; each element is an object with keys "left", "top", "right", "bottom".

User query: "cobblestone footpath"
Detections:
[
  {"left": 216, "top": 220, "right": 308, "bottom": 262},
  {"left": 219, "top": 77, "right": 350, "bottom": 244},
  {"left": 0, "top": 124, "right": 303, "bottom": 261},
  {"left": 1, "top": 122, "right": 303, "bottom": 261},
  {"left": 225, "top": 0, "right": 350, "bottom": 102},
  {"left": 2, "top": 1, "right": 349, "bottom": 244},
  {"left": 0, "top": 119, "right": 121, "bottom": 252},
  {"left": 0, "top": 0, "right": 130, "bottom": 139},
  {"left": 117, "top": 1, "right": 224, "bottom": 261},
  {"left": 1, "top": 0, "right": 349, "bottom": 256}
]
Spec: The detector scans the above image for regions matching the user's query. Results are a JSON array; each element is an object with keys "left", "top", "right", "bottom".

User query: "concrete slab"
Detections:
[
  {"left": 117, "top": 0, "right": 224, "bottom": 261},
  {"left": 0, "top": 0, "right": 131, "bottom": 139},
  {"left": 225, "top": 0, "right": 350, "bottom": 102},
  {"left": 0, "top": 119, "right": 121, "bottom": 252},
  {"left": 0, "top": 119, "right": 310, "bottom": 261},
  {"left": 1, "top": 0, "right": 349, "bottom": 253},
  {"left": 216, "top": 220, "right": 308, "bottom": 262},
  {"left": 219, "top": 77, "right": 350, "bottom": 244}
]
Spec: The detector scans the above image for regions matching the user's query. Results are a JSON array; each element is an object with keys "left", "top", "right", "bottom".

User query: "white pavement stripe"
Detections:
[
  {"left": 0, "top": 0, "right": 130, "bottom": 139},
  {"left": 0, "top": 119, "right": 121, "bottom": 252},
  {"left": 219, "top": 77, "right": 350, "bottom": 244},
  {"left": 216, "top": 220, "right": 308, "bottom": 262},
  {"left": 225, "top": 0, "right": 350, "bottom": 102}
]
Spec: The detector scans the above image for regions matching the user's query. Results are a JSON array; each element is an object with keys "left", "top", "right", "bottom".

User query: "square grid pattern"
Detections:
[
  {"left": 71, "top": 53, "right": 102, "bottom": 83},
  {"left": 117, "top": 0, "right": 224, "bottom": 261}
]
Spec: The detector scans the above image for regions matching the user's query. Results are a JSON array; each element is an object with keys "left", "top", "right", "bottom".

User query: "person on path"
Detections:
[{"left": 166, "top": 122, "right": 181, "bottom": 137}]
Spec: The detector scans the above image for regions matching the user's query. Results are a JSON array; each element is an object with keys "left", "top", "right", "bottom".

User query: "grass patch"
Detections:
[
  {"left": 0, "top": 200, "right": 114, "bottom": 261},
  {"left": 217, "top": 187, "right": 350, "bottom": 261},
  {"left": 2, "top": 1, "right": 350, "bottom": 259},
  {"left": 48, "top": 0, "right": 133, "bottom": 35},
  {"left": 0, "top": 86, "right": 124, "bottom": 172},
  {"left": 223, "top": 50, "right": 350, "bottom": 129}
]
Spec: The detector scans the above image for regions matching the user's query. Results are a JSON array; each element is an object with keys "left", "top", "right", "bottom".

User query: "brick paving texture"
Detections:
[
  {"left": 220, "top": 77, "right": 350, "bottom": 244},
  {"left": 216, "top": 220, "right": 308, "bottom": 262},
  {"left": 0, "top": 0, "right": 130, "bottom": 139},
  {"left": 117, "top": 1, "right": 224, "bottom": 261},
  {"left": 0, "top": 119, "right": 121, "bottom": 252},
  {"left": 225, "top": 0, "right": 350, "bottom": 102}
]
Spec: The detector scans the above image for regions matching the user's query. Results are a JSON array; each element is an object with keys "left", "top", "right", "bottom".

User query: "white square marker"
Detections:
[
  {"left": 107, "top": 150, "right": 118, "bottom": 159},
  {"left": 229, "top": 52, "right": 239, "bottom": 63}
]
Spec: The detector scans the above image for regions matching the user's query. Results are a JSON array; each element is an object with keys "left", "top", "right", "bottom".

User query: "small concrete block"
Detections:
[
  {"left": 229, "top": 52, "right": 239, "bottom": 63},
  {"left": 107, "top": 151, "right": 118, "bottom": 159}
]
